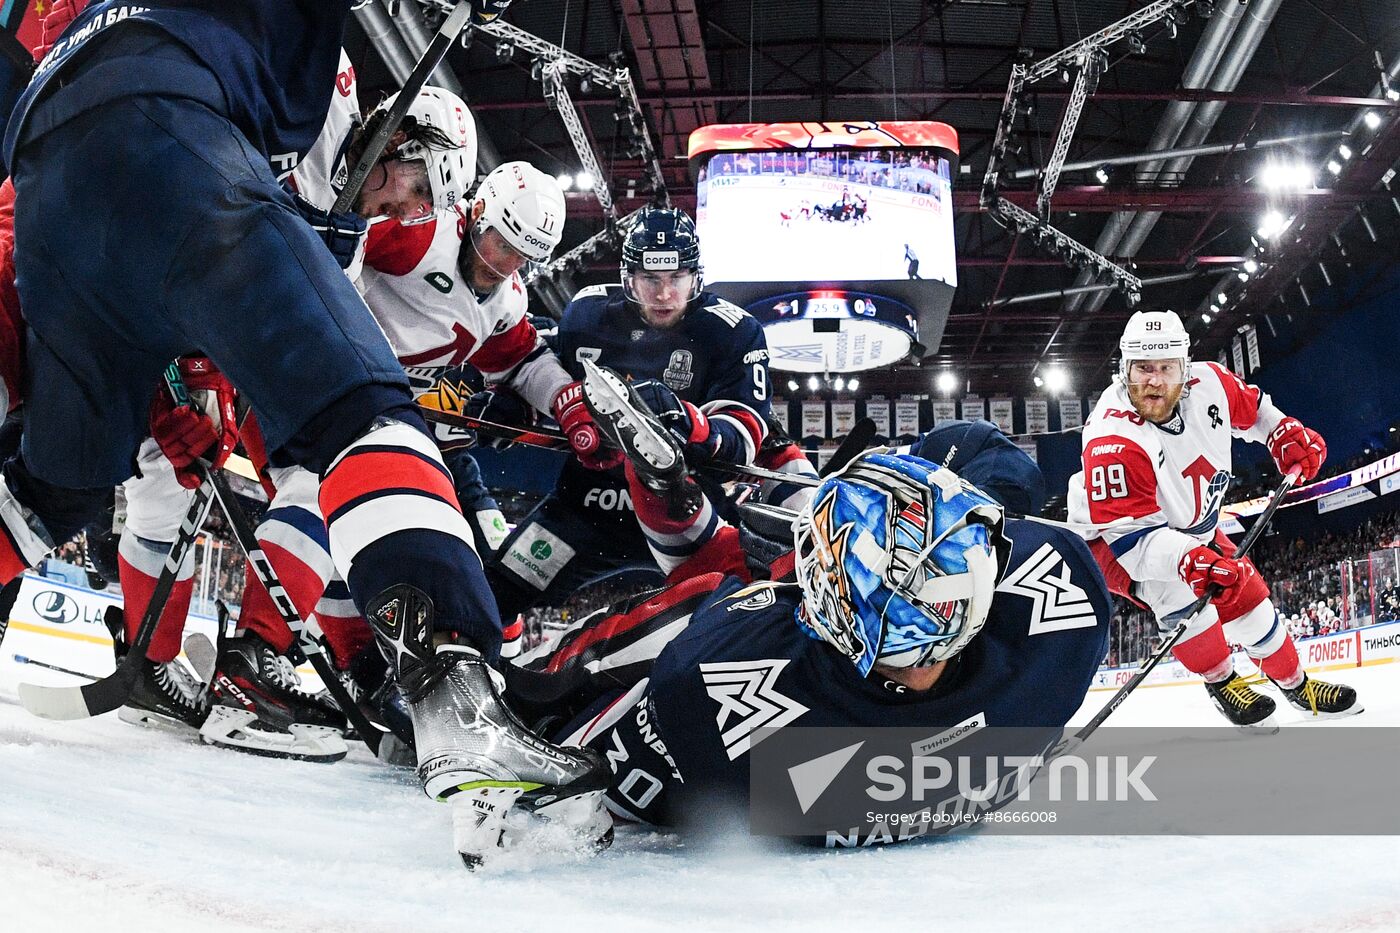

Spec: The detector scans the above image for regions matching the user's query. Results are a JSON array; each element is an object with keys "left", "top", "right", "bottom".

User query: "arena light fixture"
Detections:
[
  {"left": 1243, "top": 259, "right": 1259, "bottom": 274},
  {"left": 1338, "top": 143, "right": 1353, "bottom": 160},
  {"left": 833, "top": 376, "right": 846, "bottom": 392},
  {"left": 1364, "top": 111, "right": 1382, "bottom": 131},
  {"left": 1043, "top": 367, "right": 1069, "bottom": 394},
  {"left": 807, "top": 375, "right": 821, "bottom": 392},
  {"left": 936, "top": 371, "right": 958, "bottom": 394},
  {"left": 1259, "top": 162, "right": 1315, "bottom": 191},
  {"left": 1327, "top": 159, "right": 1343, "bottom": 175},
  {"left": 1094, "top": 165, "right": 1110, "bottom": 184},
  {"left": 787, "top": 378, "right": 799, "bottom": 392},
  {"left": 574, "top": 170, "right": 596, "bottom": 189},
  {"left": 1257, "top": 210, "right": 1290, "bottom": 240},
  {"left": 555, "top": 172, "right": 573, "bottom": 191},
  {"left": 848, "top": 378, "right": 860, "bottom": 392}
]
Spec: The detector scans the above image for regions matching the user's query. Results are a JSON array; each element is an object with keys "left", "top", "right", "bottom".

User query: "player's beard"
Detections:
[{"left": 1126, "top": 379, "right": 1185, "bottom": 423}]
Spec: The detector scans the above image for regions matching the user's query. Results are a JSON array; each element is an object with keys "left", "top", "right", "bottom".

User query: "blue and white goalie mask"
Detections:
[{"left": 793, "top": 452, "right": 1007, "bottom": 676}]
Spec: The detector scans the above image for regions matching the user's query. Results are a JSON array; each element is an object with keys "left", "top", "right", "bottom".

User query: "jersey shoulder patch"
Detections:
[
  {"left": 702, "top": 297, "right": 750, "bottom": 328},
  {"left": 571, "top": 283, "right": 616, "bottom": 303},
  {"left": 995, "top": 522, "right": 1104, "bottom": 637}
]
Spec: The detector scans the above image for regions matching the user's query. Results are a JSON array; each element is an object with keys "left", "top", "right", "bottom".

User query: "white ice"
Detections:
[{"left": 3, "top": 592, "right": 1398, "bottom": 933}]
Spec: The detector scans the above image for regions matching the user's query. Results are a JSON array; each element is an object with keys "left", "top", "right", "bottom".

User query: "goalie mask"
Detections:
[{"left": 793, "top": 453, "right": 1007, "bottom": 677}]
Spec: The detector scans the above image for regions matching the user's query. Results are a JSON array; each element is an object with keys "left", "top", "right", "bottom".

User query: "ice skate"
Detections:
[
  {"left": 118, "top": 656, "right": 208, "bottom": 733},
  {"left": 1203, "top": 672, "right": 1277, "bottom": 728},
  {"left": 366, "top": 583, "right": 612, "bottom": 869},
  {"left": 204, "top": 630, "right": 347, "bottom": 732},
  {"left": 580, "top": 359, "right": 687, "bottom": 492},
  {"left": 1274, "top": 674, "right": 1362, "bottom": 720}
]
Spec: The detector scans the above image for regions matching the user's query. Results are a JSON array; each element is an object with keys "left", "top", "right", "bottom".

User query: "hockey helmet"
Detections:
[
  {"left": 620, "top": 206, "right": 703, "bottom": 304},
  {"left": 793, "top": 452, "right": 1006, "bottom": 677},
  {"left": 472, "top": 161, "right": 566, "bottom": 262},
  {"left": 369, "top": 86, "right": 477, "bottom": 218},
  {"left": 1118, "top": 310, "right": 1190, "bottom": 381}
]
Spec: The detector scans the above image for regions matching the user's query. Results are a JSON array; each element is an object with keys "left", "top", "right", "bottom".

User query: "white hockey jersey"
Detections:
[
  {"left": 285, "top": 49, "right": 359, "bottom": 207},
  {"left": 356, "top": 206, "right": 570, "bottom": 415},
  {"left": 1067, "top": 362, "right": 1286, "bottom": 585}
]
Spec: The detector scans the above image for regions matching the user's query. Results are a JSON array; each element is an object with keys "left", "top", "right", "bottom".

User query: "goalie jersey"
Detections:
[{"left": 563, "top": 516, "right": 1110, "bottom": 844}]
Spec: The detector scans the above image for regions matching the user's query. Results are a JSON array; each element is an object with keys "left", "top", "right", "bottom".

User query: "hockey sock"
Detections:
[
  {"left": 238, "top": 500, "right": 339, "bottom": 653},
  {"left": 116, "top": 529, "right": 195, "bottom": 663},
  {"left": 626, "top": 461, "right": 724, "bottom": 575},
  {"left": 236, "top": 560, "right": 295, "bottom": 654},
  {"left": 1172, "top": 620, "right": 1234, "bottom": 682},
  {"left": 1223, "top": 599, "right": 1302, "bottom": 686},
  {"left": 314, "top": 579, "right": 370, "bottom": 670},
  {"left": 319, "top": 418, "right": 502, "bottom": 658}
]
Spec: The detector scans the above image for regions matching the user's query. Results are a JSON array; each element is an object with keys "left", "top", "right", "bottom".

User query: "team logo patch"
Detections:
[
  {"left": 996, "top": 542, "right": 1098, "bottom": 636},
  {"left": 424, "top": 272, "right": 453, "bottom": 294},
  {"left": 663, "top": 349, "right": 694, "bottom": 391},
  {"left": 725, "top": 583, "right": 779, "bottom": 612},
  {"left": 700, "top": 659, "right": 809, "bottom": 760},
  {"left": 630, "top": 329, "right": 645, "bottom": 342}
]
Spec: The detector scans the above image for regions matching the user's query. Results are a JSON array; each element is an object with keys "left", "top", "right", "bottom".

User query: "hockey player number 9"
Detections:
[
  {"left": 753, "top": 363, "right": 767, "bottom": 400},
  {"left": 1089, "top": 463, "right": 1129, "bottom": 501}
]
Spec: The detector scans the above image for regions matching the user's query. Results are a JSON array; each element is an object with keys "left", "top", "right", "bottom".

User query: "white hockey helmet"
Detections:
[
  {"left": 375, "top": 86, "right": 477, "bottom": 211},
  {"left": 1118, "top": 310, "right": 1190, "bottom": 380},
  {"left": 472, "top": 161, "right": 566, "bottom": 262}
]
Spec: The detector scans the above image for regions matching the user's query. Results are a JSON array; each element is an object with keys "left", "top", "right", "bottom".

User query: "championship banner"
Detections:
[
  {"left": 989, "top": 398, "right": 1014, "bottom": 434},
  {"left": 931, "top": 399, "right": 957, "bottom": 426},
  {"left": 771, "top": 398, "right": 789, "bottom": 434},
  {"left": 831, "top": 400, "right": 856, "bottom": 436},
  {"left": 864, "top": 396, "right": 890, "bottom": 437},
  {"left": 1245, "top": 325, "right": 1260, "bottom": 372},
  {"left": 1059, "top": 397, "right": 1083, "bottom": 430},
  {"left": 1025, "top": 398, "right": 1049, "bottom": 435},
  {"left": 895, "top": 399, "right": 921, "bottom": 437},
  {"left": 801, "top": 400, "right": 827, "bottom": 439},
  {"left": 961, "top": 395, "right": 985, "bottom": 422},
  {"left": 1231, "top": 337, "right": 1245, "bottom": 376},
  {"left": 1013, "top": 437, "right": 1038, "bottom": 464}
]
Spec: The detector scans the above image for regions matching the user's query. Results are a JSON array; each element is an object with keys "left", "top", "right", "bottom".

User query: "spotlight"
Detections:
[
  {"left": 575, "top": 171, "right": 596, "bottom": 190},
  {"left": 495, "top": 41, "right": 514, "bottom": 61},
  {"left": 530, "top": 60, "right": 544, "bottom": 82},
  {"left": 555, "top": 173, "right": 573, "bottom": 191},
  {"left": 1043, "top": 367, "right": 1069, "bottom": 394},
  {"left": 807, "top": 375, "right": 820, "bottom": 392},
  {"left": 1127, "top": 31, "right": 1146, "bottom": 55},
  {"left": 1364, "top": 111, "right": 1382, "bottom": 130},
  {"left": 1237, "top": 271, "right": 1250, "bottom": 282},
  {"left": 1257, "top": 210, "right": 1289, "bottom": 240},
  {"left": 1033, "top": 375, "right": 1044, "bottom": 388},
  {"left": 1217, "top": 291, "right": 1228, "bottom": 304},
  {"left": 580, "top": 77, "right": 592, "bottom": 94},
  {"left": 936, "top": 371, "right": 958, "bottom": 394},
  {"left": 1259, "top": 162, "right": 1314, "bottom": 191},
  {"left": 1327, "top": 159, "right": 1342, "bottom": 176},
  {"left": 1094, "top": 165, "right": 1110, "bottom": 184},
  {"left": 787, "top": 379, "right": 799, "bottom": 392},
  {"left": 833, "top": 376, "right": 846, "bottom": 392},
  {"left": 1338, "top": 143, "right": 1353, "bottom": 160},
  {"left": 848, "top": 378, "right": 860, "bottom": 391},
  {"left": 1243, "top": 259, "right": 1259, "bottom": 274}
]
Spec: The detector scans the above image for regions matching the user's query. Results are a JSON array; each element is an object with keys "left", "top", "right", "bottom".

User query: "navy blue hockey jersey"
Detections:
[
  {"left": 4, "top": 0, "right": 350, "bottom": 175},
  {"left": 575, "top": 516, "right": 1110, "bottom": 839}
]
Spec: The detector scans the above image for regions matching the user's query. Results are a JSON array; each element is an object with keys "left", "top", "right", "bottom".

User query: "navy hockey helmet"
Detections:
[{"left": 620, "top": 206, "right": 703, "bottom": 304}]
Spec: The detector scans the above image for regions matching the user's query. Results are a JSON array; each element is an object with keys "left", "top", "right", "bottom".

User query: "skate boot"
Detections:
[
  {"left": 367, "top": 583, "right": 613, "bottom": 869},
  {"left": 1203, "top": 672, "right": 1277, "bottom": 727},
  {"left": 118, "top": 656, "right": 209, "bottom": 733},
  {"left": 198, "top": 632, "right": 348, "bottom": 763},
  {"left": 580, "top": 359, "right": 702, "bottom": 519},
  {"left": 1274, "top": 674, "right": 1362, "bottom": 719}
]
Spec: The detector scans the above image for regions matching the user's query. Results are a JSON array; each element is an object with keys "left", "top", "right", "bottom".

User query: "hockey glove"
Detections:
[
  {"left": 631, "top": 380, "right": 718, "bottom": 455},
  {"left": 553, "top": 381, "right": 624, "bottom": 471},
  {"left": 149, "top": 357, "right": 238, "bottom": 488},
  {"left": 1178, "top": 545, "right": 1243, "bottom": 599},
  {"left": 1266, "top": 417, "right": 1326, "bottom": 482},
  {"left": 285, "top": 186, "right": 367, "bottom": 271}
]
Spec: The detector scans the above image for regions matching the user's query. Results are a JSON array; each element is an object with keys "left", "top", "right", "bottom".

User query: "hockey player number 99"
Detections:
[{"left": 1088, "top": 463, "right": 1129, "bottom": 501}]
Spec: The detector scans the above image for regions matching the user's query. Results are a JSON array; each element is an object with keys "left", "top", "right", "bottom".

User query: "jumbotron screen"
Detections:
[{"left": 688, "top": 121, "right": 960, "bottom": 367}]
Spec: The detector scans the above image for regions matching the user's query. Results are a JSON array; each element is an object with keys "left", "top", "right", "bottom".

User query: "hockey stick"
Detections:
[
  {"left": 419, "top": 404, "right": 572, "bottom": 450},
  {"left": 819, "top": 417, "right": 876, "bottom": 477},
  {"left": 17, "top": 480, "right": 216, "bottom": 720},
  {"left": 0, "top": 573, "right": 20, "bottom": 649},
  {"left": 13, "top": 653, "right": 98, "bottom": 681},
  {"left": 196, "top": 462, "right": 388, "bottom": 755},
  {"left": 331, "top": 0, "right": 475, "bottom": 215},
  {"left": 1067, "top": 467, "right": 1301, "bottom": 749}
]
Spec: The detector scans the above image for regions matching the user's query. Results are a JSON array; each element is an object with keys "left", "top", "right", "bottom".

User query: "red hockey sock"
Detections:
[
  {"left": 1172, "top": 621, "right": 1234, "bottom": 682},
  {"left": 1254, "top": 635, "right": 1303, "bottom": 688},
  {"left": 117, "top": 552, "right": 195, "bottom": 663}
]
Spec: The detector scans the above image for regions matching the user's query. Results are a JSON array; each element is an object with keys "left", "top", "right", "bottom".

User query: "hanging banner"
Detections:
[
  {"left": 1231, "top": 337, "right": 1245, "bottom": 376},
  {"left": 1244, "top": 325, "right": 1260, "bottom": 373},
  {"left": 864, "top": 396, "right": 890, "bottom": 437},
  {"left": 1025, "top": 398, "right": 1049, "bottom": 434},
  {"left": 961, "top": 395, "right": 985, "bottom": 422},
  {"left": 931, "top": 399, "right": 957, "bottom": 426},
  {"left": 802, "top": 400, "right": 827, "bottom": 439},
  {"left": 989, "top": 398, "right": 1014, "bottom": 434},
  {"left": 895, "top": 398, "right": 921, "bottom": 437},
  {"left": 1059, "top": 397, "right": 1083, "bottom": 430},
  {"left": 831, "top": 401, "right": 856, "bottom": 436},
  {"left": 771, "top": 399, "right": 789, "bottom": 434},
  {"left": 1013, "top": 437, "right": 1038, "bottom": 464}
]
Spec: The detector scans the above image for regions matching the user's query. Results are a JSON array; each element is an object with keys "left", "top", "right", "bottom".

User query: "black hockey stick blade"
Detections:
[
  {"left": 18, "top": 481, "right": 216, "bottom": 720},
  {"left": 419, "top": 405, "right": 571, "bottom": 451},
  {"left": 0, "top": 573, "right": 22, "bottom": 649},
  {"left": 820, "top": 417, "right": 877, "bottom": 477}
]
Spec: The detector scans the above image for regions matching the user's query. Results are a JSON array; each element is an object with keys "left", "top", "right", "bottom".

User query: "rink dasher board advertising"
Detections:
[
  {"left": 748, "top": 724, "right": 1400, "bottom": 839},
  {"left": 1091, "top": 618, "right": 1400, "bottom": 692}
]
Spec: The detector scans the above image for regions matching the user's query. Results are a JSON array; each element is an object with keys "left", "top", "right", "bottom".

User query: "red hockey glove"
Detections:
[
  {"left": 1266, "top": 417, "right": 1326, "bottom": 482},
  {"left": 33, "top": 0, "right": 86, "bottom": 61},
  {"left": 149, "top": 357, "right": 239, "bottom": 488},
  {"left": 1178, "top": 545, "right": 1243, "bottom": 599},
  {"left": 553, "top": 382, "right": 623, "bottom": 471}
]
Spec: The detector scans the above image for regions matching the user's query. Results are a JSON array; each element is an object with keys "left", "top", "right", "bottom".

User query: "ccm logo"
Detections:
[{"left": 642, "top": 252, "right": 679, "bottom": 270}]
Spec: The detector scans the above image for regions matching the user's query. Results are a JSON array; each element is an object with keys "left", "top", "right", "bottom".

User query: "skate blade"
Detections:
[
  {"left": 1287, "top": 703, "right": 1365, "bottom": 722},
  {"left": 531, "top": 789, "right": 614, "bottom": 853},
  {"left": 199, "top": 705, "right": 348, "bottom": 763},
  {"left": 451, "top": 785, "right": 526, "bottom": 870},
  {"left": 117, "top": 705, "right": 201, "bottom": 736},
  {"left": 579, "top": 359, "right": 680, "bottom": 471}
]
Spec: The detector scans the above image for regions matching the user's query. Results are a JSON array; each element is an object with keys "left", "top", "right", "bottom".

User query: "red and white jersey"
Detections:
[
  {"left": 285, "top": 49, "right": 359, "bottom": 207},
  {"left": 1067, "top": 361, "right": 1286, "bottom": 584},
  {"left": 356, "top": 206, "right": 570, "bottom": 414}
]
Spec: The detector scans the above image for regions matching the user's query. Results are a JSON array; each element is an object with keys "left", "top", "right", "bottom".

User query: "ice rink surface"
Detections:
[{"left": 3, "top": 608, "right": 1399, "bottom": 933}]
